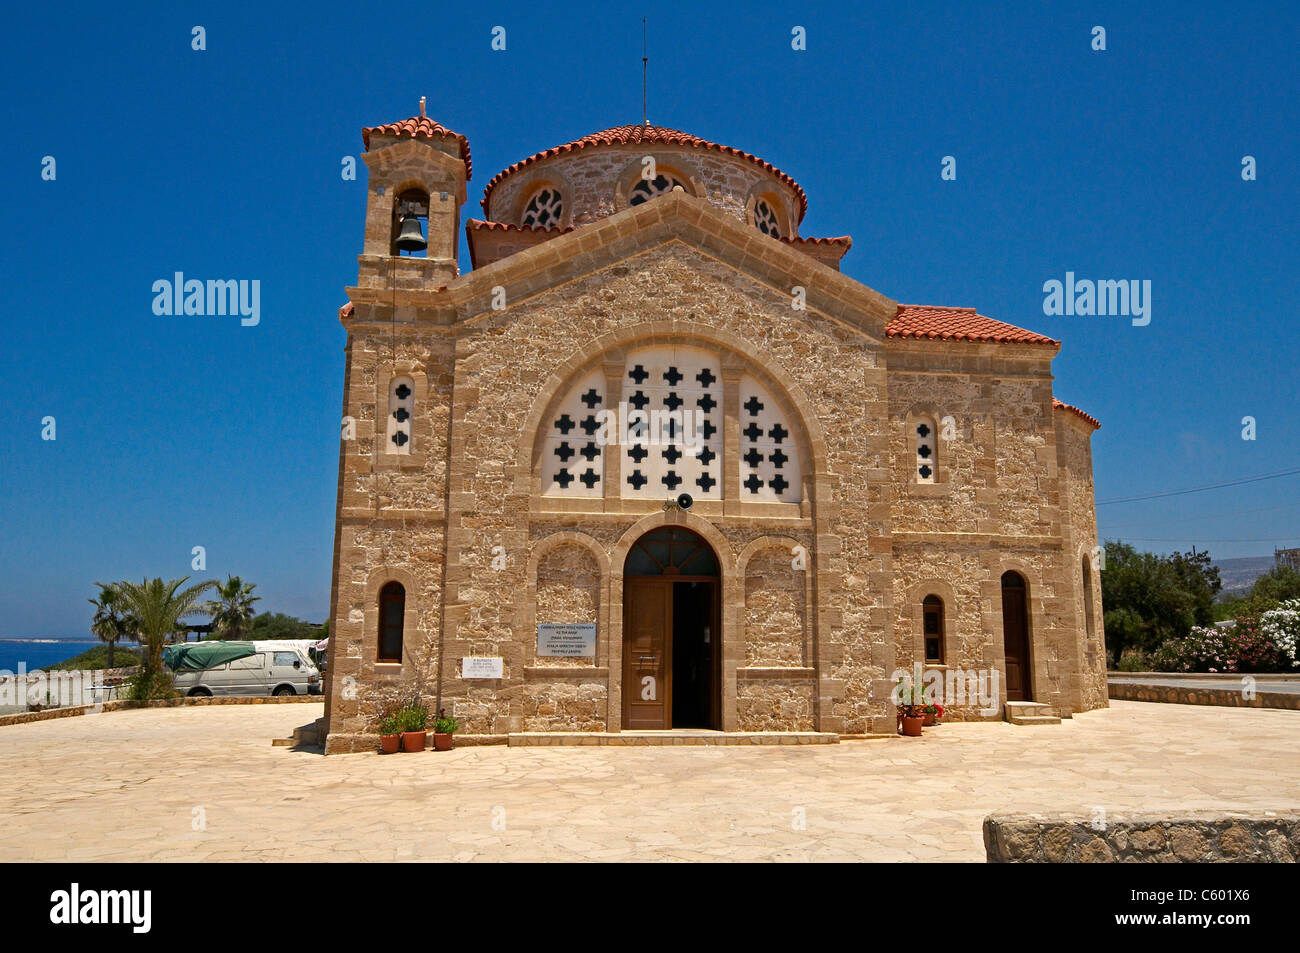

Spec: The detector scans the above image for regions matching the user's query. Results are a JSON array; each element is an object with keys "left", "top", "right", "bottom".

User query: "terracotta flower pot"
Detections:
[
  {"left": 379, "top": 733, "right": 400, "bottom": 754},
  {"left": 901, "top": 715, "right": 924, "bottom": 737},
  {"left": 434, "top": 732, "right": 454, "bottom": 751},
  {"left": 400, "top": 730, "right": 427, "bottom": 753},
  {"left": 922, "top": 712, "right": 936, "bottom": 727}
]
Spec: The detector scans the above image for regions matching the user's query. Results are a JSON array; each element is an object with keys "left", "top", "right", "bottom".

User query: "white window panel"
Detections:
[
  {"left": 738, "top": 376, "right": 801, "bottom": 503},
  {"left": 541, "top": 369, "right": 607, "bottom": 498}
]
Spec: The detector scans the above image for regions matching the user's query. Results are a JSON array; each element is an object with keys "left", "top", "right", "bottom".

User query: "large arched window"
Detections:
[
  {"left": 923, "top": 595, "right": 945, "bottom": 664},
  {"left": 378, "top": 581, "right": 405, "bottom": 663}
]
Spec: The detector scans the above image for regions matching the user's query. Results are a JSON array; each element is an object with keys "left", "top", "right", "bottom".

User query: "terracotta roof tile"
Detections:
[
  {"left": 1053, "top": 398, "right": 1101, "bottom": 429},
  {"left": 887, "top": 304, "right": 1059, "bottom": 346},
  {"left": 362, "top": 115, "right": 472, "bottom": 180},
  {"left": 482, "top": 124, "right": 807, "bottom": 221},
  {"left": 781, "top": 235, "right": 852, "bottom": 248},
  {"left": 466, "top": 219, "right": 574, "bottom": 236}
]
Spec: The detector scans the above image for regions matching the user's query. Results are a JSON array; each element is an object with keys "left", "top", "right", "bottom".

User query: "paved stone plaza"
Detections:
[{"left": 0, "top": 701, "right": 1295, "bottom": 862}]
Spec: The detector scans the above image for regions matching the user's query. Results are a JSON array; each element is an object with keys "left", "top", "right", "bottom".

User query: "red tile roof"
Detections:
[
  {"left": 887, "top": 304, "right": 1059, "bottom": 346},
  {"left": 482, "top": 124, "right": 807, "bottom": 221},
  {"left": 466, "top": 219, "right": 574, "bottom": 236},
  {"left": 781, "top": 235, "right": 852, "bottom": 248},
  {"left": 1053, "top": 398, "right": 1101, "bottom": 429},
  {"left": 362, "top": 115, "right": 472, "bottom": 180}
]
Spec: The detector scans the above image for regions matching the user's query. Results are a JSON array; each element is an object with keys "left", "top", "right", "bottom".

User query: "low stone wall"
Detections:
[
  {"left": 984, "top": 811, "right": 1300, "bottom": 862},
  {"left": 1108, "top": 682, "right": 1300, "bottom": 710},
  {"left": 0, "top": 694, "right": 322, "bottom": 728}
]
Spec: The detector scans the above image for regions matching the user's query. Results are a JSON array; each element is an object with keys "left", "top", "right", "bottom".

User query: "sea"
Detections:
[{"left": 0, "top": 640, "right": 103, "bottom": 673}]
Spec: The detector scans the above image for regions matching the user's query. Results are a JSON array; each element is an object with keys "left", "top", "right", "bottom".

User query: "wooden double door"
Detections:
[{"left": 623, "top": 577, "right": 720, "bottom": 730}]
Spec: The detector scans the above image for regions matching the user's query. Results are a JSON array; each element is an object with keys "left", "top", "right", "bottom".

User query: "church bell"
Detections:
[{"left": 394, "top": 215, "right": 427, "bottom": 253}]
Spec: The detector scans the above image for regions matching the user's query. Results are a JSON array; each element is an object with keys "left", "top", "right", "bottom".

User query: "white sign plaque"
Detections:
[
  {"left": 461, "top": 656, "right": 503, "bottom": 679},
  {"left": 537, "top": 623, "right": 596, "bottom": 658}
]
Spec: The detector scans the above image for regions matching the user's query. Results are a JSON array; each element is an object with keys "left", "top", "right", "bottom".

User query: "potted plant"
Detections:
[
  {"left": 398, "top": 701, "right": 429, "bottom": 752},
  {"left": 378, "top": 712, "right": 401, "bottom": 754},
  {"left": 433, "top": 708, "right": 459, "bottom": 751},
  {"left": 895, "top": 682, "right": 925, "bottom": 737},
  {"left": 923, "top": 702, "right": 945, "bottom": 727}
]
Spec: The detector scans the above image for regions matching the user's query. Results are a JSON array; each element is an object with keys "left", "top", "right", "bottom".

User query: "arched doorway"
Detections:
[
  {"left": 622, "top": 526, "right": 721, "bottom": 729},
  {"left": 1000, "top": 571, "right": 1033, "bottom": 701}
]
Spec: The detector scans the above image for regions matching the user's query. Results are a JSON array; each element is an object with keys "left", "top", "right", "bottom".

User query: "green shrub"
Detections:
[
  {"left": 397, "top": 702, "right": 428, "bottom": 733},
  {"left": 434, "top": 714, "right": 460, "bottom": 734},
  {"left": 378, "top": 714, "right": 402, "bottom": 735},
  {"left": 1115, "top": 650, "right": 1153, "bottom": 672},
  {"left": 124, "top": 667, "right": 176, "bottom": 701}
]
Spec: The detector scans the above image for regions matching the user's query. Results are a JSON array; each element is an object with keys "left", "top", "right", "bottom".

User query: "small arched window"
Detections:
[
  {"left": 521, "top": 187, "right": 563, "bottom": 228},
  {"left": 923, "top": 595, "right": 945, "bottom": 663},
  {"left": 387, "top": 376, "right": 414, "bottom": 454},
  {"left": 378, "top": 582, "right": 405, "bottom": 662},
  {"left": 915, "top": 417, "right": 937, "bottom": 483},
  {"left": 1082, "top": 556, "right": 1096, "bottom": 643},
  {"left": 391, "top": 188, "right": 429, "bottom": 257},
  {"left": 753, "top": 198, "right": 782, "bottom": 238},
  {"left": 630, "top": 173, "right": 688, "bottom": 205}
]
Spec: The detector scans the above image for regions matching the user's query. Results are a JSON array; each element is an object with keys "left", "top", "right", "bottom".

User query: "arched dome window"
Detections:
[
  {"left": 521, "top": 187, "right": 563, "bottom": 228},
  {"left": 629, "top": 173, "right": 689, "bottom": 205},
  {"left": 754, "top": 198, "right": 782, "bottom": 238}
]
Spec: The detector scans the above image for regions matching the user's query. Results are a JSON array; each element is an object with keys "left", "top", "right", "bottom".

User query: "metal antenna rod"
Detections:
[{"left": 642, "top": 17, "right": 648, "bottom": 126}]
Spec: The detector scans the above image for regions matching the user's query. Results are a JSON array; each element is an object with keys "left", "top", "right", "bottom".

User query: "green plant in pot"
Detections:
[
  {"left": 398, "top": 700, "right": 429, "bottom": 752},
  {"left": 433, "top": 708, "right": 459, "bottom": 751},
  {"left": 895, "top": 680, "right": 925, "bottom": 737},
  {"left": 377, "top": 712, "right": 401, "bottom": 754}
]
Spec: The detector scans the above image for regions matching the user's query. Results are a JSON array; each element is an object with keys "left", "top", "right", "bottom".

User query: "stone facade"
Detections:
[{"left": 321, "top": 114, "right": 1106, "bottom": 753}]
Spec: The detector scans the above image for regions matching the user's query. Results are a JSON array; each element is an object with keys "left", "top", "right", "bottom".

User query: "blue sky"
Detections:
[{"left": 0, "top": 1, "right": 1296, "bottom": 637}]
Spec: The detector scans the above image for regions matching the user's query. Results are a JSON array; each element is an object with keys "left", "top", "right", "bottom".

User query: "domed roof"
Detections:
[{"left": 482, "top": 124, "right": 807, "bottom": 220}]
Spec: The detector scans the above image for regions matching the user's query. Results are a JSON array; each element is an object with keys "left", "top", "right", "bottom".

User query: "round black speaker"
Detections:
[{"left": 677, "top": 493, "right": 693, "bottom": 510}]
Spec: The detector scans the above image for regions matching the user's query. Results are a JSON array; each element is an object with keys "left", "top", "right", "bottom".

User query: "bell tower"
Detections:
[{"left": 357, "top": 98, "right": 471, "bottom": 288}]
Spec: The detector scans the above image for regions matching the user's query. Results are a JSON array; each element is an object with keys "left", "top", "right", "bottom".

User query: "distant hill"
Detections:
[{"left": 1213, "top": 556, "right": 1277, "bottom": 596}]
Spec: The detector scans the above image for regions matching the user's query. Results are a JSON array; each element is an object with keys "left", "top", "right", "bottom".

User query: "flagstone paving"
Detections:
[{"left": 0, "top": 700, "right": 1295, "bottom": 862}]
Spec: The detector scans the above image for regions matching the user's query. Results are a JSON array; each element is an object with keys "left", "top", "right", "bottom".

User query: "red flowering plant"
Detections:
[{"left": 923, "top": 702, "right": 945, "bottom": 718}]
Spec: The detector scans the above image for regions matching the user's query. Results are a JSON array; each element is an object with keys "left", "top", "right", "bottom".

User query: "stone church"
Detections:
[{"left": 321, "top": 102, "right": 1107, "bottom": 753}]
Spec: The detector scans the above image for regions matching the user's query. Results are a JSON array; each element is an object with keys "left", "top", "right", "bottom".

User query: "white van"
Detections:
[{"left": 173, "top": 647, "right": 320, "bottom": 698}]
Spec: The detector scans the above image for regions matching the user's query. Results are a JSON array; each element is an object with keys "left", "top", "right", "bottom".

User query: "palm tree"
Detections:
[
  {"left": 204, "top": 575, "right": 261, "bottom": 640},
  {"left": 113, "top": 577, "right": 216, "bottom": 692},
  {"left": 87, "top": 582, "right": 138, "bottom": 669}
]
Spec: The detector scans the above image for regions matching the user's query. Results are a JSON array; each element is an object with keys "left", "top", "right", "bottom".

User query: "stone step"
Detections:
[
  {"left": 272, "top": 722, "right": 323, "bottom": 748},
  {"left": 508, "top": 730, "right": 839, "bottom": 746},
  {"left": 1004, "top": 701, "right": 1061, "bottom": 726}
]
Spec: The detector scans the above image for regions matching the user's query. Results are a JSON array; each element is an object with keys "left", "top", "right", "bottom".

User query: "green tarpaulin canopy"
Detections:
[{"left": 163, "top": 641, "right": 257, "bottom": 672}]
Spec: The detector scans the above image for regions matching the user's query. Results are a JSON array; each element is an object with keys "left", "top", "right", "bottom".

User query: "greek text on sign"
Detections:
[
  {"left": 537, "top": 623, "right": 596, "bottom": 657},
  {"left": 461, "top": 657, "right": 503, "bottom": 679}
]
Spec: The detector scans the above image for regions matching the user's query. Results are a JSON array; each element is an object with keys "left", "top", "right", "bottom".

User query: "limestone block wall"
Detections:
[
  {"left": 524, "top": 544, "right": 605, "bottom": 730},
  {"left": 431, "top": 241, "right": 890, "bottom": 735},
  {"left": 1056, "top": 414, "right": 1107, "bottom": 710}
]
